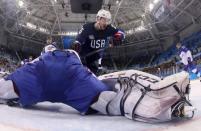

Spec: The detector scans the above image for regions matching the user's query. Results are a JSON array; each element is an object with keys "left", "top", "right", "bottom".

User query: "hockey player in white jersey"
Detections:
[{"left": 176, "top": 42, "right": 200, "bottom": 77}]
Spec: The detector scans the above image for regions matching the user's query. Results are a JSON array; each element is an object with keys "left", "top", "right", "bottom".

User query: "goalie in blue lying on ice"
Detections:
[{"left": 0, "top": 49, "right": 195, "bottom": 123}]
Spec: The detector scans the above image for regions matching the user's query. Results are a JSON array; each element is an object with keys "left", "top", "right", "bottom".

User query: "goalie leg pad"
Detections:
[
  {"left": 90, "top": 91, "right": 117, "bottom": 115},
  {"left": 91, "top": 79, "right": 131, "bottom": 116}
]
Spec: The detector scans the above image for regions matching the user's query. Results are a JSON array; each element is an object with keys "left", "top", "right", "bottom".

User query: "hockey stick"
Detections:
[{"left": 81, "top": 48, "right": 105, "bottom": 60}]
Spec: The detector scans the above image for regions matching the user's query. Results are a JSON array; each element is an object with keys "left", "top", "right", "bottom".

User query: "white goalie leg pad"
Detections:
[
  {"left": 90, "top": 91, "right": 117, "bottom": 115},
  {"left": 0, "top": 79, "right": 19, "bottom": 99},
  {"left": 91, "top": 81, "right": 126, "bottom": 115},
  {"left": 90, "top": 85, "right": 124, "bottom": 115},
  {"left": 123, "top": 71, "right": 190, "bottom": 123},
  {"left": 97, "top": 70, "right": 191, "bottom": 122}
]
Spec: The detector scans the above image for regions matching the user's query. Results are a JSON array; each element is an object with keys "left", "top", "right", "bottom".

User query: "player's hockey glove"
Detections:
[{"left": 71, "top": 41, "right": 81, "bottom": 53}]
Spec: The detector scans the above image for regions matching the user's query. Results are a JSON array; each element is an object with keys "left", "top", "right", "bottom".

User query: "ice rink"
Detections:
[{"left": 0, "top": 79, "right": 200, "bottom": 131}]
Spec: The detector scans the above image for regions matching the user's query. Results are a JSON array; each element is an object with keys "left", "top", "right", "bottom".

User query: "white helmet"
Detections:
[{"left": 96, "top": 9, "right": 112, "bottom": 25}]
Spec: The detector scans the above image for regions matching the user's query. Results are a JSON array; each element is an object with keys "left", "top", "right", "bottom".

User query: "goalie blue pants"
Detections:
[{"left": 6, "top": 50, "right": 109, "bottom": 113}]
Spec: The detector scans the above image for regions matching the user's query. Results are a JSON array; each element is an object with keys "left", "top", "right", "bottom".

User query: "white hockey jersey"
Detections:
[{"left": 178, "top": 46, "right": 193, "bottom": 65}]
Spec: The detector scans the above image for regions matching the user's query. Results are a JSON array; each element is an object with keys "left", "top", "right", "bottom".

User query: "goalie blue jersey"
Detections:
[{"left": 6, "top": 50, "right": 109, "bottom": 113}]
